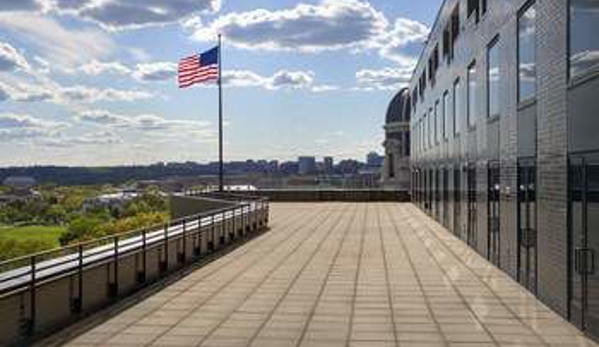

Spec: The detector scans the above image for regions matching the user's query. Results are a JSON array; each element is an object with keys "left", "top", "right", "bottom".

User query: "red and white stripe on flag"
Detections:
[{"left": 178, "top": 54, "right": 218, "bottom": 89}]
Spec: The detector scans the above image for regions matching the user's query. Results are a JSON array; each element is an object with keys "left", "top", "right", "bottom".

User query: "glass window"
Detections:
[
  {"left": 454, "top": 78, "right": 462, "bottom": 136},
  {"left": 429, "top": 107, "right": 434, "bottom": 147},
  {"left": 443, "top": 91, "right": 450, "bottom": 140},
  {"left": 468, "top": 0, "right": 479, "bottom": 19},
  {"left": 570, "top": 0, "right": 599, "bottom": 79},
  {"left": 434, "top": 101, "right": 440, "bottom": 144},
  {"left": 518, "top": 1, "right": 536, "bottom": 101},
  {"left": 487, "top": 37, "right": 500, "bottom": 118},
  {"left": 427, "top": 112, "right": 431, "bottom": 149},
  {"left": 467, "top": 61, "right": 477, "bottom": 129},
  {"left": 414, "top": 125, "right": 418, "bottom": 154},
  {"left": 423, "top": 117, "right": 426, "bottom": 150},
  {"left": 420, "top": 119, "right": 424, "bottom": 151}
]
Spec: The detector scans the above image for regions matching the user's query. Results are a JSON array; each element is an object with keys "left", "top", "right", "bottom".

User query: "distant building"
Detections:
[
  {"left": 0, "top": 176, "right": 40, "bottom": 204},
  {"left": 323, "top": 157, "right": 334, "bottom": 175},
  {"left": 382, "top": 88, "right": 411, "bottom": 190},
  {"left": 336, "top": 159, "right": 360, "bottom": 175},
  {"left": 298, "top": 156, "right": 317, "bottom": 176},
  {"left": 3, "top": 176, "right": 36, "bottom": 195},
  {"left": 279, "top": 161, "right": 299, "bottom": 175},
  {"left": 366, "top": 152, "right": 384, "bottom": 167},
  {"left": 82, "top": 191, "right": 140, "bottom": 213}
]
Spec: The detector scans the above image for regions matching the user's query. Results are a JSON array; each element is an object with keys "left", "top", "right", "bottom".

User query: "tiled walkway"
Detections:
[{"left": 58, "top": 203, "right": 598, "bottom": 347}]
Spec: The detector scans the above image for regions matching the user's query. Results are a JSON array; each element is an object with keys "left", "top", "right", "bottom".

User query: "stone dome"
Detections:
[{"left": 385, "top": 88, "right": 410, "bottom": 124}]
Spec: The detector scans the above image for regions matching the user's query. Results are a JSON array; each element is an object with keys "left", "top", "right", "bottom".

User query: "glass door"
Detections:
[
  {"left": 443, "top": 168, "right": 450, "bottom": 228},
  {"left": 434, "top": 169, "right": 441, "bottom": 222},
  {"left": 488, "top": 161, "right": 501, "bottom": 266},
  {"left": 467, "top": 163, "right": 477, "bottom": 247},
  {"left": 569, "top": 154, "right": 599, "bottom": 340},
  {"left": 454, "top": 167, "right": 462, "bottom": 238},
  {"left": 518, "top": 158, "right": 537, "bottom": 293}
]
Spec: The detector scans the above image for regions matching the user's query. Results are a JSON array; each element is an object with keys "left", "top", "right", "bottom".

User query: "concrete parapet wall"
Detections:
[{"left": 244, "top": 190, "right": 410, "bottom": 202}]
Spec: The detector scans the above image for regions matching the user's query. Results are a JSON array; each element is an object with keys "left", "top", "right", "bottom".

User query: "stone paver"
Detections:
[{"left": 57, "top": 203, "right": 598, "bottom": 347}]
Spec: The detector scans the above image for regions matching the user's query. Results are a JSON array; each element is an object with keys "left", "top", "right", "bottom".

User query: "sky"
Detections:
[{"left": 0, "top": 0, "right": 442, "bottom": 167}]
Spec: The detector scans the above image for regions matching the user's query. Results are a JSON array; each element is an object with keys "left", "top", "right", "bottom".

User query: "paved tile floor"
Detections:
[{"left": 59, "top": 203, "right": 598, "bottom": 347}]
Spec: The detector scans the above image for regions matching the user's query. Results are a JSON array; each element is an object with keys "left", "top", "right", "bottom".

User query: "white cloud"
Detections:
[
  {"left": 77, "top": 109, "right": 130, "bottom": 126},
  {"left": 133, "top": 62, "right": 177, "bottom": 82},
  {"left": 80, "top": 60, "right": 131, "bottom": 76},
  {"left": 222, "top": 69, "right": 324, "bottom": 91},
  {"left": 0, "top": 41, "right": 30, "bottom": 71},
  {"left": 76, "top": 109, "right": 211, "bottom": 132},
  {"left": 221, "top": 70, "right": 268, "bottom": 88},
  {"left": 76, "top": 60, "right": 177, "bottom": 82},
  {"left": 0, "top": 80, "right": 55, "bottom": 102},
  {"left": 72, "top": 131, "right": 123, "bottom": 145},
  {"left": 0, "top": 79, "right": 154, "bottom": 104},
  {"left": 47, "top": 0, "right": 221, "bottom": 30},
  {"left": 191, "top": 0, "right": 387, "bottom": 53},
  {"left": 356, "top": 66, "right": 414, "bottom": 91},
  {"left": 270, "top": 70, "right": 314, "bottom": 90},
  {"left": 378, "top": 18, "right": 429, "bottom": 63},
  {"left": 0, "top": 112, "right": 69, "bottom": 141},
  {"left": 59, "top": 85, "right": 154, "bottom": 103},
  {"left": 311, "top": 85, "right": 339, "bottom": 93},
  {"left": 38, "top": 130, "right": 124, "bottom": 148},
  {"left": 189, "top": 0, "right": 428, "bottom": 63},
  {"left": 0, "top": 13, "right": 115, "bottom": 68}
]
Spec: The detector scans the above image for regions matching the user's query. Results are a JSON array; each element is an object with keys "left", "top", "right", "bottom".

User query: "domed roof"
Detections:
[{"left": 385, "top": 88, "right": 409, "bottom": 124}]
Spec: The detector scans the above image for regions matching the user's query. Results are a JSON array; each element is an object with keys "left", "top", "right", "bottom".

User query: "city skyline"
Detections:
[{"left": 0, "top": 0, "right": 442, "bottom": 166}]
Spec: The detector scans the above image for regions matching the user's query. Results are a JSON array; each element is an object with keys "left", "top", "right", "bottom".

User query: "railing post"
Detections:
[
  {"left": 162, "top": 224, "right": 169, "bottom": 272},
  {"left": 220, "top": 211, "right": 225, "bottom": 246},
  {"left": 244, "top": 205, "right": 249, "bottom": 235},
  {"left": 75, "top": 244, "right": 83, "bottom": 313},
  {"left": 210, "top": 214, "right": 215, "bottom": 252},
  {"left": 27, "top": 255, "right": 36, "bottom": 336},
  {"left": 237, "top": 207, "right": 242, "bottom": 238},
  {"left": 181, "top": 220, "right": 187, "bottom": 264},
  {"left": 251, "top": 203, "right": 256, "bottom": 231},
  {"left": 139, "top": 229, "right": 147, "bottom": 283},
  {"left": 110, "top": 236, "right": 119, "bottom": 298},
  {"left": 195, "top": 216, "right": 202, "bottom": 256}
]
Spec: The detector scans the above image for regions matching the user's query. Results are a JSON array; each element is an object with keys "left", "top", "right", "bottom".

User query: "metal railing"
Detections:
[{"left": 0, "top": 194, "right": 269, "bottom": 344}]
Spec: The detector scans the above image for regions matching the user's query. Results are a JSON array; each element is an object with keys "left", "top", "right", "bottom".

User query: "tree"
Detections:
[
  {"left": 59, "top": 216, "right": 105, "bottom": 245},
  {"left": 46, "top": 205, "right": 67, "bottom": 225}
]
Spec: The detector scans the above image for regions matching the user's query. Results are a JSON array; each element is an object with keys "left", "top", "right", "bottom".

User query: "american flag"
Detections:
[{"left": 178, "top": 47, "right": 219, "bottom": 88}]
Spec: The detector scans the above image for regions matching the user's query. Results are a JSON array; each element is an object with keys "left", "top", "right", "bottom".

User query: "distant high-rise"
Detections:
[
  {"left": 366, "top": 152, "right": 384, "bottom": 167},
  {"left": 298, "top": 156, "right": 317, "bottom": 176},
  {"left": 323, "top": 157, "right": 334, "bottom": 175}
]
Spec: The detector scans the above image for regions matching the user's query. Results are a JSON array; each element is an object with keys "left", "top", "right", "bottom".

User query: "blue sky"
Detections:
[{"left": 0, "top": 0, "right": 442, "bottom": 166}]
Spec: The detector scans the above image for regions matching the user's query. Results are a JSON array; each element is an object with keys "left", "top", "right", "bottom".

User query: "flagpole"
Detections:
[{"left": 218, "top": 34, "right": 224, "bottom": 192}]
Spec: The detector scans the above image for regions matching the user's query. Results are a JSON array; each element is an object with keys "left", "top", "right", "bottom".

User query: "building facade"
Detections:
[
  {"left": 409, "top": 0, "right": 599, "bottom": 340},
  {"left": 382, "top": 89, "right": 411, "bottom": 190},
  {"left": 298, "top": 156, "right": 317, "bottom": 176}
]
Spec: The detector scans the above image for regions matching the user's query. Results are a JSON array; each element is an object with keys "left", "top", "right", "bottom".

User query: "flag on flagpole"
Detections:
[{"left": 178, "top": 47, "right": 219, "bottom": 88}]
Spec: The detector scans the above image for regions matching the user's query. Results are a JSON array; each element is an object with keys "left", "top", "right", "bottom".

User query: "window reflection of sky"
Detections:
[
  {"left": 570, "top": 0, "right": 599, "bottom": 79},
  {"left": 519, "top": 4, "right": 535, "bottom": 100},
  {"left": 468, "top": 64, "right": 477, "bottom": 128},
  {"left": 488, "top": 42, "right": 500, "bottom": 118}
]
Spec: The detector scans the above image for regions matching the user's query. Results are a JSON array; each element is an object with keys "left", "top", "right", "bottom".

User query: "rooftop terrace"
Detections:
[{"left": 46, "top": 203, "right": 598, "bottom": 347}]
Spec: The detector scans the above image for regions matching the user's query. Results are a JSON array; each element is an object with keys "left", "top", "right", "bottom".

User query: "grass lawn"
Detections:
[{"left": 0, "top": 225, "right": 65, "bottom": 247}]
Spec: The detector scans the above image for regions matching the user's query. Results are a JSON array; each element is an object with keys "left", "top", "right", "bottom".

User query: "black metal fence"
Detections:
[{"left": 0, "top": 194, "right": 269, "bottom": 346}]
